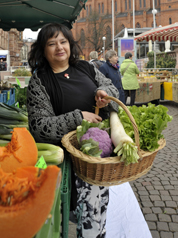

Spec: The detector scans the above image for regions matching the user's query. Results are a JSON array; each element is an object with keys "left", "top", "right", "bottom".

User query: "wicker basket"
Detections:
[{"left": 61, "top": 96, "right": 166, "bottom": 186}]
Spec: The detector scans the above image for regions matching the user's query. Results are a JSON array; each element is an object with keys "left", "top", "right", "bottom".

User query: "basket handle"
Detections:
[{"left": 95, "top": 96, "right": 140, "bottom": 151}]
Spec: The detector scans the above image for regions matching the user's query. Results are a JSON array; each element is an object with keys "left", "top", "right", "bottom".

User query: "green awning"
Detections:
[{"left": 0, "top": 0, "right": 87, "bottom": 31}]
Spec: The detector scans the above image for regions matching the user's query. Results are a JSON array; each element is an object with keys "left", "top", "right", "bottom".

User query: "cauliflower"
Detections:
[{"left": 80, "top": 127, "right": 113, "bottom": 158}]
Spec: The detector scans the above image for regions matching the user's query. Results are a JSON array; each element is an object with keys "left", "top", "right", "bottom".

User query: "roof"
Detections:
[
  {"left": 114, "top": 27, "right": 152, "bottom": 39},
  {"left": 134, "top": 22, "right": 178, "bottom": 42},
  {"left": 0, "top": 0, "right": 88, "bottom": 31}
]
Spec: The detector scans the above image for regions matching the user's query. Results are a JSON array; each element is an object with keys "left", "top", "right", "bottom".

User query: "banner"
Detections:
[{"left": 121, "top": 39, "right": 134, "bottom": 57}]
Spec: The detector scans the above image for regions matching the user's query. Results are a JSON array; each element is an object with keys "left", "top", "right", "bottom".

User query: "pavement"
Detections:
[{"left": 68, "top": 100, "right": 178, "bottom": 238}]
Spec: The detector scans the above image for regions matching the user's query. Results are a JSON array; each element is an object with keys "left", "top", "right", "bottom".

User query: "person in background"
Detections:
[
  {"left": 89, "top": 51, "right": 104, "bottom": 69},
  {"left": 27, "top": 22, "right": 119, "bottom": 238},
  {"left": 99, "top": 50, "right": 125, "bottom": 104},
  {"left": 120, "top": 52, "right": 140, "bottom": 106},
  {"left": 0, "top": 59, "right": 5, "bottom": 71}
]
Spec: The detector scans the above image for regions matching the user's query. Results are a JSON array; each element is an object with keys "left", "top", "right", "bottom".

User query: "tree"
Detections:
[{"left": 85, "top": 11, "right": 111, "bottom": 53}]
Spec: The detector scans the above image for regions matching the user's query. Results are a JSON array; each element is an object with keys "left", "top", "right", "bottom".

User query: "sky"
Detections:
[{"left": 23, "top": 28, "right": 40, "bottom": 40}]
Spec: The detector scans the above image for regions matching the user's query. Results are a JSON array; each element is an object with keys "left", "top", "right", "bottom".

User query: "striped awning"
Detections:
[{"left": 134, "top": 22, "right": 178, "bottom": 42}]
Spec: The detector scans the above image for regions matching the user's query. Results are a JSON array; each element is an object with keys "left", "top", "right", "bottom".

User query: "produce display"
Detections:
[
  {"left": 0, "top": 127, "right": 38, "bottom": 172},
  {"left": 0, "top": 165, "right": 61, "bottom": 238},
  {"left": 0, "top": 124, "right": 62, "bottom": 238},
  {"left": 0, "top": 103, "right": 64, "bottom": 238},
  {"left": 0, "top": 102, "right": 64, "bottom": 166},
  {"left": 0, "top": 103, "right": 28, "bottom": 129},
  {"left": 76, "top": 103, "right": 172, "bottom": 165},
  {"left": 36, "top": 143, "right": 64, "bottom": 165}
]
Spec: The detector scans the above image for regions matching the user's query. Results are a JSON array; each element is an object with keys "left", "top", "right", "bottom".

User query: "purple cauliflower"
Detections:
[{"left": 80, "top": 127, "right": 113, "bottom": 158}]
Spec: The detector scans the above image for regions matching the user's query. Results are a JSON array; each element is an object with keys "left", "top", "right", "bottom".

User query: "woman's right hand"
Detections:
[{"left": 81, "top": 111, "right": 102, "bottom": 123}]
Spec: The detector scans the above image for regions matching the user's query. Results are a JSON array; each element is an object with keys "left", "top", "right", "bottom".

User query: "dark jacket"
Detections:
[{"left": 99, "top": 61, "right": 125, "bottom": 104}]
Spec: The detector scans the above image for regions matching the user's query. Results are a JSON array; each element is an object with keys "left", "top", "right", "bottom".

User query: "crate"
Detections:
[
  {"left": 35, "top": 174, "right": 62, "bottom": 238},
  {"left": 0, "top": 93, "right": 5, "bottom": 103},
  {"left": 10, "top": 88, "right": 16, "bottom": 105},
  {"left": 2, "top": 88, "right": 16, "bottom": 106},
  {"left": 35, "top": 152, "right": 71, "bottom": 238},
  {"left": 60, "top": 151, "right": 72, "bottom": 238},
  {"left": 2, "top": 89, "right": 11, "bottom": 103}
]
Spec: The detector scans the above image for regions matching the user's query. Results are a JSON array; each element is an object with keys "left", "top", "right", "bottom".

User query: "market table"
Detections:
[
  {"left": 35, "top": 151, "right": 71, "bottom": 238},
  {"left": 164, "top": 81, "right": 178, "bottom": 103},
  {"left": 135, "top": 81, "right": 160, "bottom": 103}
]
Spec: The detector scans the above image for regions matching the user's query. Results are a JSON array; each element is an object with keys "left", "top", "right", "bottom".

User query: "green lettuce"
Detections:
[{"left": 116, "top": 103, "right": 172, "bottom": 152}]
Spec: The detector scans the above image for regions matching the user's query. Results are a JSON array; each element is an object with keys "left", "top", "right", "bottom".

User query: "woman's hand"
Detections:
[
  {"left": 82, "top": 111, "right": 102, "bottom": 123},
  {"left": 95, "top": 90, "right": 111, "bottom": 108}
]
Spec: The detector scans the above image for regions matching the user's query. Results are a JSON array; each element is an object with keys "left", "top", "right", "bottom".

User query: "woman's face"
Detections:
[
  {"left": 109, "top": 54, "right": 118, "bottom": 65},
  {"left": 44, "top": 31, "right": 70, "bottom": 66}
]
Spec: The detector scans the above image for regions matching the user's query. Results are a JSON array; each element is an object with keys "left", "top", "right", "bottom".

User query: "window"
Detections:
[
  {"left": 143, "top": 0, "right": 146, "bottom": 7},
  {"left": 121, "top": 24, "right": 125, "bottom": 30},
  {"left": 89, "top": 5, "right": 92, "bottom": 15},
  {"left": 155, "top": 0, "right": 157, "bottom": 6},
  {"left": 106, "top": 26, "right": 111, "bottom": 49},
  {"left": 125, "top": 0, "right": 127, "bottom": 10},
  {"left": 139, "top": 0, "right": 142, "bottom": 8},
  {"left": 137, "top": 42, "right": 149, "bottom": 59},
  {"left": 136, "top": 22, "right": 141, "bottom": 28},
  {"left": 129, "top": 0, "right": 131, "bottom": 9},
  {"left": 115, "top": 1, "right": 117, "bottom": 12},
  {"left": 81, "top": 29, "right": 85, "bottom": 48},
  {"left": 169, "top": 18, "right": 172, "bottom": 24},
  {"left": 102, "top": 3, "right": 104, "bottom": 13},
  {"left": 98, "top": 3, "right": 100, "bottom": 14},
  {"left": 86, "top": 6, "right": 88, "bottom": 16}
]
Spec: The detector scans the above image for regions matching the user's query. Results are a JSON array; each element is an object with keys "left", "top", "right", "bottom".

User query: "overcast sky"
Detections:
[{"left": 23, "top": 28, "right": 40, "bottom": 39}]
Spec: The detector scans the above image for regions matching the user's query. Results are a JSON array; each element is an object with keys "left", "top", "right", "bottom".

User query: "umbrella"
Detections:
[
  {"left": 134, "top": 22, "right": 178, "bottom": 42},
  {"left": 0, "top": 0, "right": 87, "bottom": 31}
]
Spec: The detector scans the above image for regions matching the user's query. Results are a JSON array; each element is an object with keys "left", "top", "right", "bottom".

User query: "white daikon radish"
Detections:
[{"left": 110, "top": 111, "right": 139, "bottom": 165}]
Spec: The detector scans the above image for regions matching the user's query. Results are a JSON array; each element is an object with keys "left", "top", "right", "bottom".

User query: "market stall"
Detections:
[
  {"left": 135, "top": 71, "right": 178, "bottom": 103},
  {"left": 134, "top": 22, "right": 178, "bottom": 103},
  {"left": 135, "top": 81, "right": 160, "bottom": 103}
]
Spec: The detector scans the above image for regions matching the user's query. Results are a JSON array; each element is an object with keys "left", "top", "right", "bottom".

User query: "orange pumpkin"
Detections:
[
  {"left": 0, "top": 165, "right": 61, "bottom": 238},
  {"left": 0, "top": 128, "right": 38, "bottom": 172}
]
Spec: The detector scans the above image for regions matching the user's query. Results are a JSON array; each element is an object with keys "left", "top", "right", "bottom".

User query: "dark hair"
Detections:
[
  {"left": 125, "top": 52, "right": 132, "bottom": 59},
  {"left": 28, "top": 23, "right": 82, "bottom": 73}
]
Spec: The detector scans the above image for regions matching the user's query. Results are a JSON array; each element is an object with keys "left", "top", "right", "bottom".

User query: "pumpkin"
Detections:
[
  {"left": 0, "top": 127, "right": 38, "bottom": 172},
  {"left": 0, "top": 165, "right": 61, "bottom": 238}
]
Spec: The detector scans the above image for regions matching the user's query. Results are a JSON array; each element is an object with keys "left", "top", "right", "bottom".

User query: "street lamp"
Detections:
[
  {"left": 152, "top": 0, "right": 157, "bottom": 69},
  {"left": 133, "top": 0, "right": 135, "bottom": 62},
  {"left": 102, "top": 36, "right": 106, "bottom": 59}
]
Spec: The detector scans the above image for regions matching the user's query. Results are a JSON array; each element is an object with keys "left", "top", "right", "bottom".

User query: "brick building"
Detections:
[
  {"left": 72, "top": 0, "right": 178, "bottom": 60},
  {"left": 0, "top": 29, "right": 23, "bottom": 67}
]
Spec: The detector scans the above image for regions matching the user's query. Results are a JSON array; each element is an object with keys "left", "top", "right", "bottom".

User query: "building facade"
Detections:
[
  {"left": 72, "top": 0, "right": 178, "bottom": 60},
  {"left": 0, "top": 29, "right": 24, "bottom": 67}
]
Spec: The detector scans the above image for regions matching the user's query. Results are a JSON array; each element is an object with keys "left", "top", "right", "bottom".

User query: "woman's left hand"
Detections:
[{"left": 95, "top": 90, "right": 111, "bottom": 108}]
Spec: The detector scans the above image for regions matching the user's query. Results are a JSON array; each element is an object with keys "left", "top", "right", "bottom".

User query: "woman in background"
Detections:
[
  {"left": 99, "top": 50, "right": 125, "bottom": 104},
  {"left": 120, "top": 52, "right": 140, "bottom": 106}
]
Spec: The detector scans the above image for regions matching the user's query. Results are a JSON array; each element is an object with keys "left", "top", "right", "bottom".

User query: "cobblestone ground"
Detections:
[
  {"left": 130, "top": 101, "right": 178, "bottom": 238},
  {"left": 68, "top": 101, "right": 178, "bottom": 238}
]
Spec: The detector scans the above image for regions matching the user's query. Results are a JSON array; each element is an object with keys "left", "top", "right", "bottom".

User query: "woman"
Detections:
[
  {"left": 89, "top": 51, "right": 104, "bottom": 69},
  {"left": 27, "top": 23, "right": 119, "bottom": 238},
  {"left": 120, "top": 52, "right": 140, "bottom": 106},
  {"left": 99, "top": 50, "right": 125, "bottom": 104}
]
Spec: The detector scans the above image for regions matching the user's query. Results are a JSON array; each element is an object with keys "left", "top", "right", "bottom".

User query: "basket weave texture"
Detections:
[{"left": 61, "top": 96, "right": 166, "bottom": 186}]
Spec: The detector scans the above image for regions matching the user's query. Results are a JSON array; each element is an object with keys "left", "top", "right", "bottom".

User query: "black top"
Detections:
[
  {"left": 55, "top": 65, "right": 97, "bottom": 114},
  {"left": 39, "top": 60, "right": 109, "bottom": 120}
]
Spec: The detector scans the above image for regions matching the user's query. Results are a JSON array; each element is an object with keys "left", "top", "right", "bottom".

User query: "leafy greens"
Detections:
[{"left": 117, "top": 103, "right": 172, "bottom": 151}]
